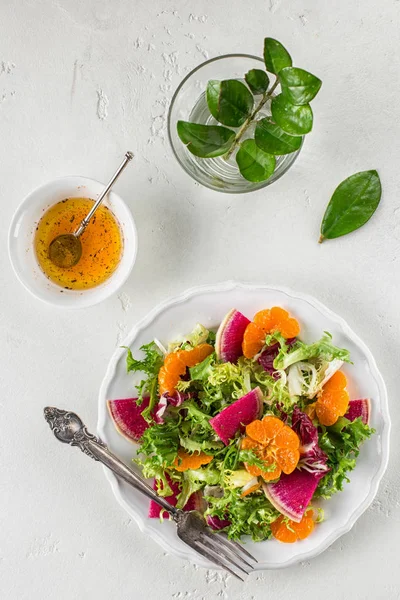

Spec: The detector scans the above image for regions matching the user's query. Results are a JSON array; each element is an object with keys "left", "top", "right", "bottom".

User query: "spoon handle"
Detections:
[
  {"left": 75, "top": 151, "right": 134, "bottom": 238},
  {"left": 43, "top": 406, "right": 179, "bottom": 518}
]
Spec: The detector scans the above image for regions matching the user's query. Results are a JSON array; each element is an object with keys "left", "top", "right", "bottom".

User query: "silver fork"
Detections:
[{"left": 43, "top": 407, "right": 257, "bottom": 580}]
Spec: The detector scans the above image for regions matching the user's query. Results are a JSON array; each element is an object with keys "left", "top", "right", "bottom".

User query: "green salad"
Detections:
[{"left": 109, "top": 306, "right": 374, "bottom": 543}]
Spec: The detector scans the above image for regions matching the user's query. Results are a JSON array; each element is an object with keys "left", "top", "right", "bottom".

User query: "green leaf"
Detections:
[
  {"left": 236, "top": 139, "right": 276, "bottom": 182},
  {"left": 205, "top": 487, "right": 280, "bottom": 541},
  {"left": 263, "top": 38, "right": 292, "bottom": 74},
  {"left": 279, "top": 67, "right": 322, "bottom": 105},
  {"left": 206, "top": 79, "right": 253, "bottom": 127},
  {"left": 125, "top": 342, "right": 163, "bottom": 409},
  {"left": 137, "top": 420, "right": 180, "bottom": 468},
  {"left": 273, "top": 332, "right": 351, "bottom": 370},
  {"left": 316, "top": 417, "right": 374, "bottom": 499},
  {"left": 126, "top": 342, "right": 163, "bottom": 376},
  {"left": 245, "top": 69, "right": 269, "bottom": 94},
  {"left": 255, "top": 118, "right": 302, "bottom": 155},
  {"left": 177, "top": 121, "right": 235, "bottom": 158},
  {"left": 320, "top": 170, "right": 382, "bottom": 242},
  {"left": 189, "top": 354, "right": 215, "bottom": 381},
  {"left": 271, "top": 94, "right": 313, "bottom": 135}
]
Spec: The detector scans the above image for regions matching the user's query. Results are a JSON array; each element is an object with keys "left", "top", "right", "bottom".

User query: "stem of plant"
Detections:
[{"left": 223, "top": 78, "right": 280, "bottom": 160}]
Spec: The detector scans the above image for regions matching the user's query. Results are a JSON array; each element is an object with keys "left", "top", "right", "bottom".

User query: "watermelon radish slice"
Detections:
[
  {"left": 107, "top": 397, "right": 150, "bottom": 443},
  {"left": 215, "top": 309, "right": 250, "bottom": 363},
  {"left": 148, "top": 477, "right": 204, "bottom": 518},
  {"left": 209, "top": 387, "right": 263, "bottom": 445},
  {"left": 263, "top": 468, "right": 323, "bottom": 523},
  {"left": 345, "top": 399, "right": 370, "bottom": 425}
]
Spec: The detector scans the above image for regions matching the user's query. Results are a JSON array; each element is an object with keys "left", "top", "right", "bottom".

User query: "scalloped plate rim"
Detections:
[{"left": 97, "top": 281, "right": 390, "bottom": 570}]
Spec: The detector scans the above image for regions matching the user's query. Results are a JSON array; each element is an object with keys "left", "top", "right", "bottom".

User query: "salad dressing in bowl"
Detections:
[{"left": 34, "top": 197, "right": 123, "bottom": 290}]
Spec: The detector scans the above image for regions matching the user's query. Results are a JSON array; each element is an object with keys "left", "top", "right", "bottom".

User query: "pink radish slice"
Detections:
[
  {"left": 215, "top": 309, "right": 250, "bottom": 363},
  {"left": 209, "top": 387, "right": 264, "bottom": 445},
  {"left": 107, "top": 397, "right": 150, "bottom": 443},
  {"left": 345, "top": 399, "right": 371, "bottom": 425},
  {"left": 263, "top": 468, "right": 322, "bottom": 523}
]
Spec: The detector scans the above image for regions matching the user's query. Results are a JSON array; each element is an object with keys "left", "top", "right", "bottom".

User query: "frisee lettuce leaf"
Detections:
[
  {"left": 274, "top": 332, "right": 351, "bottom": 371},
  {"left": 205, "top": 488, "right": 280, "bottom": 541},
  {"left": 136, "top": 421, "right": 179, "bottom": 467},
  {"left": 177, "top": 465, "right": 220, "bottom": 508},
  {"left": 315, "top": 417, "right": 374, "bottom": 499},
  {"left": 125, "top": 342, "right": 163, "bottom": 417}
]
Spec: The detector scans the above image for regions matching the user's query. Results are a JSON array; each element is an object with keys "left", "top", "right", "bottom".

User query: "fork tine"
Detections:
[
  {"left": 200, "top": 531, "right": 254, "bottom": 570},
  {"left": 192, "top": 539, "right": 245, "bottom": 581},
  {"left": 214, "top": 532, "right": 258, "bottom": 563},
  {"left": 197, "top": 535, "right": 250, "bottom": 576}
]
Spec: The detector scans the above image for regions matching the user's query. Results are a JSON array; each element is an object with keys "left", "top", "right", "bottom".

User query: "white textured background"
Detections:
[{"left": 1, "top": 1, "right": 399, "bottom": 598}]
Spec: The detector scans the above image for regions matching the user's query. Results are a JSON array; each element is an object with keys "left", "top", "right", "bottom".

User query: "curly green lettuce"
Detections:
[{"left": 315, "top": 417, "right": 375, "bottom": 499}]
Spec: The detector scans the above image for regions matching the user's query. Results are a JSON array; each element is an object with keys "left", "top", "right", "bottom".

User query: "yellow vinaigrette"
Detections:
[{"left": 34, "top": 198, "right": 123, "bottom": 290}]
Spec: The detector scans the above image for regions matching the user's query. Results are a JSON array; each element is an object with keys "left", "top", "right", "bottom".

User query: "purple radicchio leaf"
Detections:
[
  {"left": 154, "top": 391, "right": 191, "bottom": 424},
  {"left": 291, "top": 406, "right": 329, "bottom": 478},
  {"left": 154, "top": 396, "right": 168, "bottom": 424},
  {"left": 206, "top": 514, "right": 231, "bottom": 530},
  {"left": 258, "top": 338, "right": 296, "bottom": 378}
]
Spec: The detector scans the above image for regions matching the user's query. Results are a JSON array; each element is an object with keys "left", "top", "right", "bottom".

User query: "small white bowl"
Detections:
[{"left": 8, "top": 176, "right": 138, "bottom": 308}]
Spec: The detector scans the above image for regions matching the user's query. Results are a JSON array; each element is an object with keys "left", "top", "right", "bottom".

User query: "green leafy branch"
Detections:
[{"left": 177, "top": 37, "right": 322, "bottom": 183}]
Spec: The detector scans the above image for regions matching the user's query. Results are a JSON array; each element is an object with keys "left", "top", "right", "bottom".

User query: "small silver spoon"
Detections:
[{"left": 48, "top": 151, "right": 133, "bottom": 269}]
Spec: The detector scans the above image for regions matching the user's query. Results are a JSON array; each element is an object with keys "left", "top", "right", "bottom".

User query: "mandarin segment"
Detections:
[
  {"left": 276, "top": 447, "right": 300, "bottom": 474},
  {"left": 242, "top": 306, "right": 300, "bottom": 358},
  {"left": 242, "top": 322, "right": 265, "bottom": 358},
  {"left": 271, "top": 508, "right": 315, "bottom": 543},
  {"left": 261, "top": 416, "right": 285, "bottom": 440},
  {"left": 184, "top": 343, "right": 214, "bottom": 367},
  {"left": 316, "top": 370, "right": 350, "bottom": 426},
  {"left": 158, "top": 343, "right": 214, "bottom": 395},
  {"left": 292, "top": 509, "right": 315, "bottom": 539},
  {"left": 158, "top": 367, "right": 180, "bottom": 396},
  {"left": 270, "top": 516, "right": 298, "bottom": 543},
  {"left": 244, "top": 463, "right": 263, "bottom": 477},
  {"left": 173, "top": 449, "right": 213, "bottom": 472},
  {"left": 243, "top": 416, "right": 300, "bottom": 481},
  {"left": 241, "top": 436, "right": 259, "bottom": 451},
  {"left": 163, "top": 352, "right": 186, "bottom": 375},
  {"left": 240, "top": 481, "right": 261, "bottom": 497},
  {"left": 277, "top": 318, "right": 300, "bottom": 338},
  {"left": 274, "top": 426, "right": 300, "bottom": 449},
  {"left": 246, "top": 419, "right": 269, "bottom": 444},
  {"left": 260, "top": 458, "right": 281, "bottom": 481},
  {"left": 270, "top": 306, "right": 289, "bottom": 323},
  {"left": 253, "top": 309, "right": 272, "bottom": 329}
]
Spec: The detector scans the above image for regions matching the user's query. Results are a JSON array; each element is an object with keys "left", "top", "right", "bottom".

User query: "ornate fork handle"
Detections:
[{"left": 44, "top": 407, "right": 179, "bottom": 519}]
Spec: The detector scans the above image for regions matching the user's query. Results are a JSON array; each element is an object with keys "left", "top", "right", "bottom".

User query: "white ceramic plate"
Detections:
[{"left": 97, "top": 282, "right": 390, "bottom": 570}]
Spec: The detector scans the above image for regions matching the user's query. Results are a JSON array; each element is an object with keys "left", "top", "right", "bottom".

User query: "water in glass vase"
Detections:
[{"left": 188, "top": 91, "right": 289, "bottom": 191}]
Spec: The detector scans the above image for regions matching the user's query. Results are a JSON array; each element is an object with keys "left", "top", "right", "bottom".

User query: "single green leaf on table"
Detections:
[
  {"left": 255, "top": 118, "right": 302, "bottom": 155},
  {"left": 177, "top": 121, "right": 235, "bottom": 158},
  {"left": 245, "top": 69, "right": 270, "bottom": 94},
  {"left": 206, "top": 79, "right": 254, "bottom": 127},
  {"left": 271, "top": 93, "right": 313, "bottom": 135},
  {"left": 263, "top": 38, "right": 292, "bottom": 74},
  {"left": 320, "top": 170, "right": 382, "bottom": 242},
  {"left": 236, "top": 139, "right": 276, "bottom": 182},
  {"left": 279, "top": 67, "right": 322, "bottom": 105}
]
